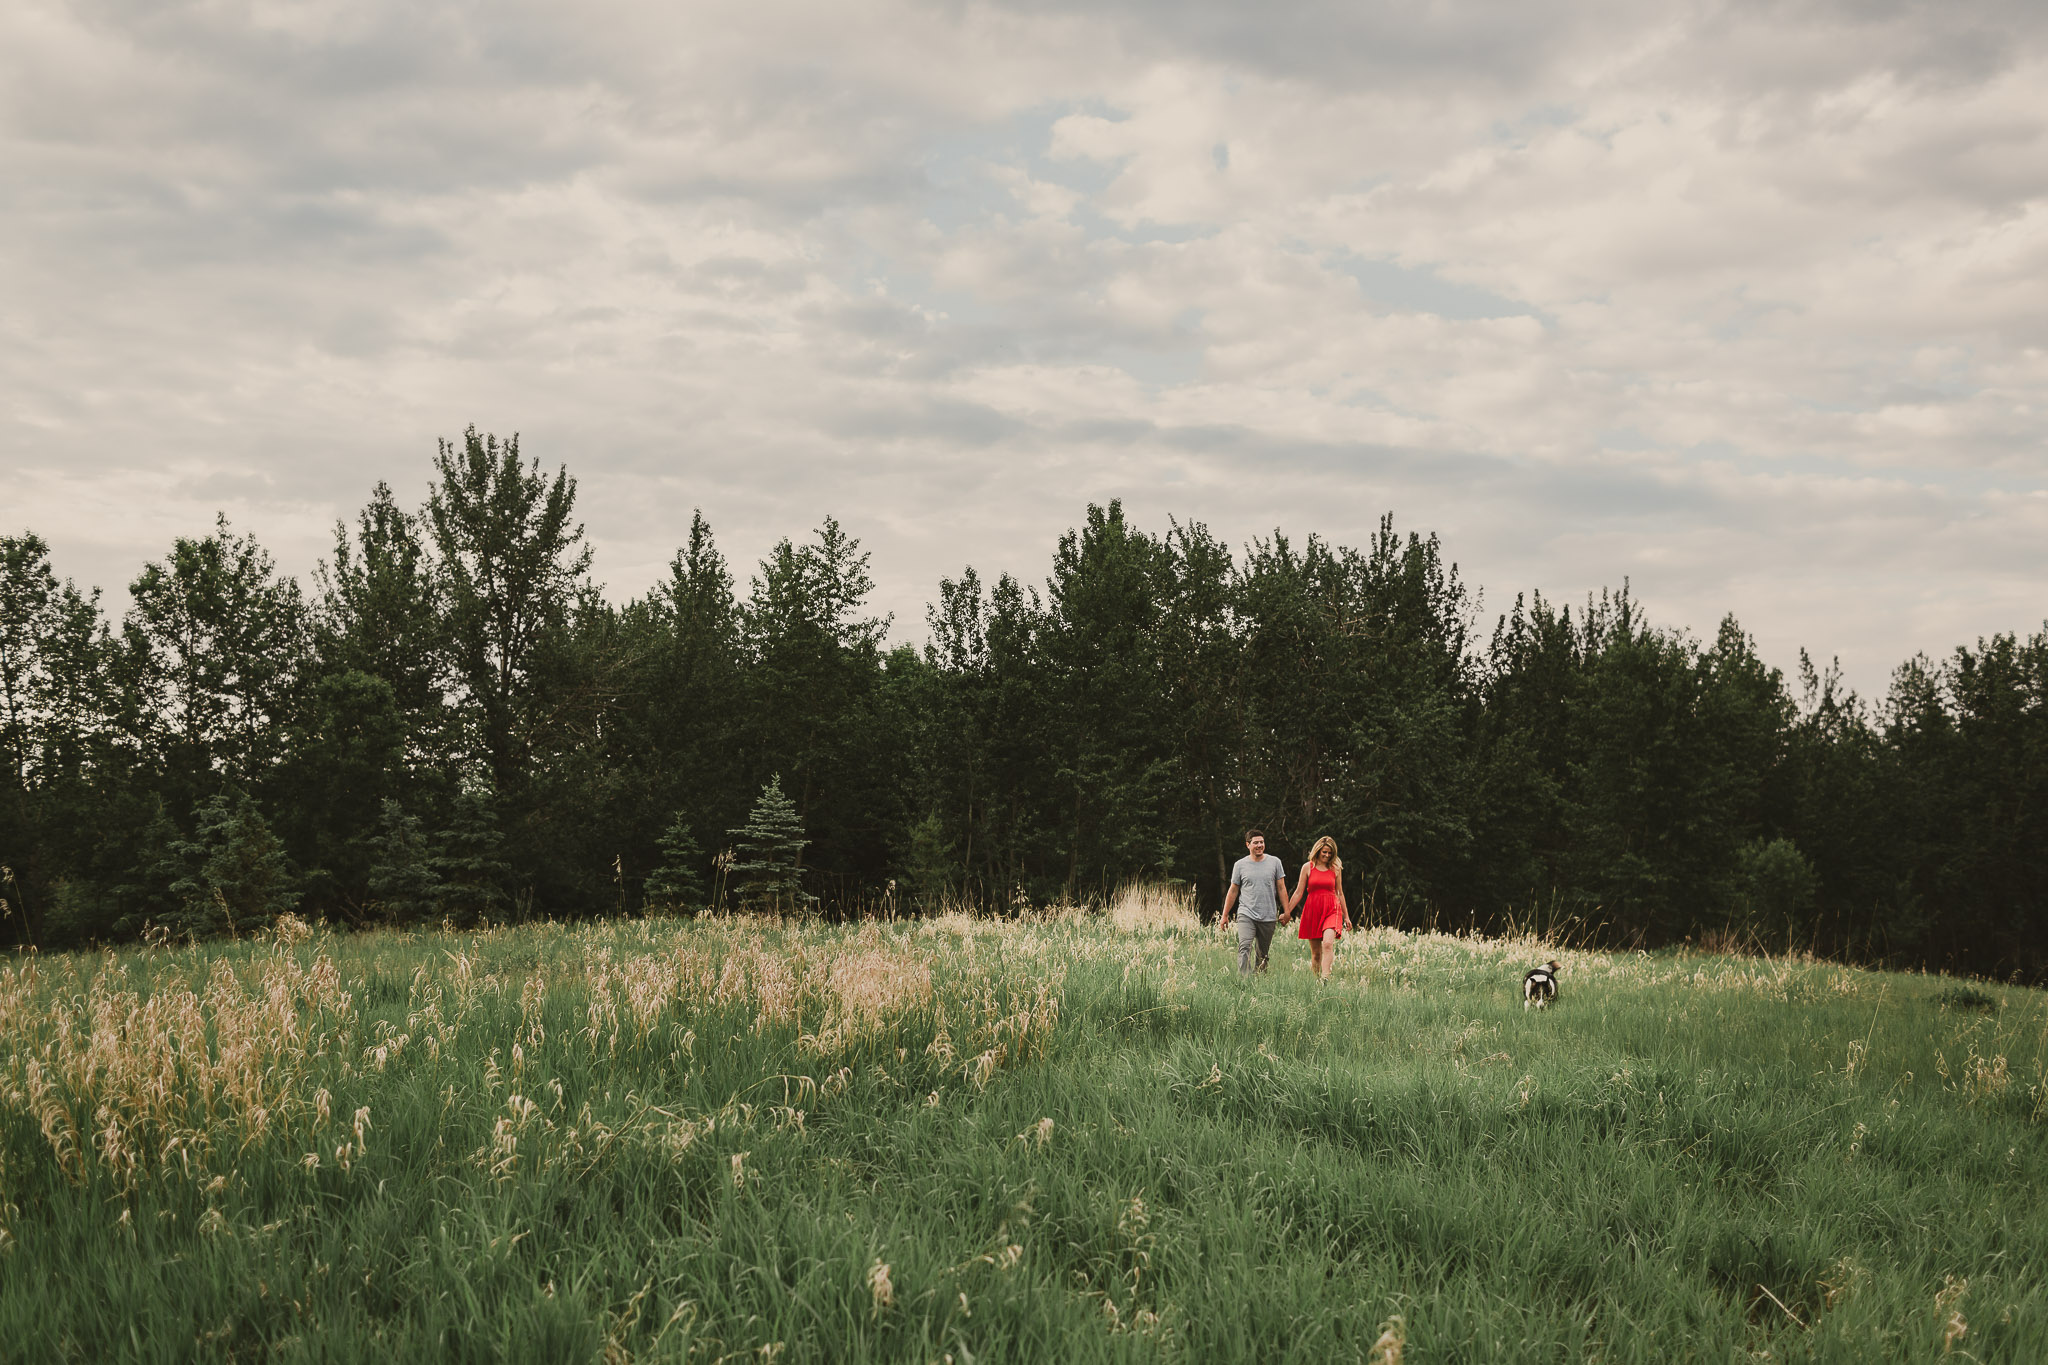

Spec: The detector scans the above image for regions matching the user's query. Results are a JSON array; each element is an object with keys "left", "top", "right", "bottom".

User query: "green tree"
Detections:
[
  {"left": 275, "top": 669, "right": 409, "bottom": 917},
  {"left": 366, "top": 798, "right": 441, "bottom": 923},
  {"left": 105, "top": 795, "right": 190, "bottom": 939},
  {"left": 1556, "top": 598, "right": 1788, "bottom": 941},
  {"left": 124, "top": 516, "right": 307, "bottom": 797},
  {"left": 426, "top": 429, "right": 591, "bottom": 802},
  {"left": 167, "top": 792, "right": 300, "bottom": 939},
  {"left": 625, "top": 513, "right": 746, "bottom": 849},
  {"left": 1732, "top": 837, "right": 1818, "bottom": 951},
  {"left": 1154, "top": 519, "right": 1244, "bottom": 910},
  {"left": 642, "top": 814, "right": 706, "bottom": 913},
  {"left": 0, "top": 532, "right": 117, "bottom": 944},
  {"left": 313, "top": 482, "right": 445, "bottom": 727},
  {"left": 1775, "top": 652, "right": 1890, "bottom": 962},
  {"left": 728, "top": 776, "right": 813, "bottom": 912},
  {"left": 915, "top": 567, "right": 1064, "bottom": 905},
  {"left": 896, "top": 808, "right": 955, "bottom": 910},
  {"left": 741, "top": 517, "right": 897, "bottom": 889},
  {"left": 0, "top": 534, "right": 112, "bottom": 784},
  {"left": 1038, "top": 502, "right": 1180, "bottom": 896},
  {"left": 1232, "top": 517, "right": 1480, "bottom": 920},
  {"left": 1474, "top": 590, "right": 1583, "bottom": 910},
  {"left": 432, "top": 786, "right": 511, "bottom": 926}
]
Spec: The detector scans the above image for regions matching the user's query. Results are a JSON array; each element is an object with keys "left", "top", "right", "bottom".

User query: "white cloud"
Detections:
[{"left": 2, "top": 0, "right": 2045, "bottom": 695}]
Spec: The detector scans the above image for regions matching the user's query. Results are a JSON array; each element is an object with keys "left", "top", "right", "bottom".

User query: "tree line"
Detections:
[{"left": 2, "top": 429, "right": 2043, "bottom": 979}]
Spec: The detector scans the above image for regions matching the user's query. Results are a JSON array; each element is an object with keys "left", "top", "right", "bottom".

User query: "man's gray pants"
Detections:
[{"left": 1236, "top": 917, "right": 1276, "bottom": 975}]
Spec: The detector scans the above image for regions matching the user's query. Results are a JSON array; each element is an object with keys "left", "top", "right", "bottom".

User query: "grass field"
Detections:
[{"left": 1, "top": 895, "right": 2044, "bottom": 1363}]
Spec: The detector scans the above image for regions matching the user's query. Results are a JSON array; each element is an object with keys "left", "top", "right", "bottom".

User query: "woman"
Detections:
[{"left": 1287, "top": 835, "right": 1349, "bottom": 980}]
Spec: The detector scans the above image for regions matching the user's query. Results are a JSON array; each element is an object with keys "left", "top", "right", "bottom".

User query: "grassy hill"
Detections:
[{"left": 1, "top": 899, "right": 2043, "bottom": 1362}]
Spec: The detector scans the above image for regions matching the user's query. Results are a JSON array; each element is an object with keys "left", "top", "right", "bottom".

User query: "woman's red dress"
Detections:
[{"left": 1296, "top": 865, "right": 1343, "bottom": 939}]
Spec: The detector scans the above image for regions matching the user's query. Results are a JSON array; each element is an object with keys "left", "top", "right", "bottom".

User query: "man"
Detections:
[{"left": 1220, "top": 829, "right": 1290, "bottom": 975}]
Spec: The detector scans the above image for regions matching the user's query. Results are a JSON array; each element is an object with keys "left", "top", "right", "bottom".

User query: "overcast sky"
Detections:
[{"left": 5, "top": 0, "right": 2046, "bottom": 697}]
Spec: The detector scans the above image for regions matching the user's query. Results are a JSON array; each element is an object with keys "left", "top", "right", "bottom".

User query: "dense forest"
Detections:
[{"left": 2, "top": 430, "right": 2043, "bottom": 979}]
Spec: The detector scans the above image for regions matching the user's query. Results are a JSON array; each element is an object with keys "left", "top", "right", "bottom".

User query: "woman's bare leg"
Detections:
[{"left": 1320, "top": 929, "right": 1338, "bottom": 978}]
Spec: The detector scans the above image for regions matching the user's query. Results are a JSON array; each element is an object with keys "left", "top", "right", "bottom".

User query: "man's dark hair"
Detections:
[{"left": 1245, "top": 829, "right": 1265, "bottom": 842}]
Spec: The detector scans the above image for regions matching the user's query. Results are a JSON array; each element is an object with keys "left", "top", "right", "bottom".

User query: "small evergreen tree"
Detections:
[
  {"left": 433, "top": 785, "right": 511, "bottom": 926},
  {"left": 728, "top": 776, "right": 813, "bottom": 912},
  {"left": 109, "top": 795, "right": 193, "bottom": 938},
  {"left": 1733, "top": 837, "right": 1819, "bottom": 952},
  {"left": 643, "top": 813, "right": 706, "bottom": 913},
  {"left": 367, "top": 798, "right": 441, "bottom": 922},
  {"left": 168, "top": 792, "right": 300, "bottom": 938},
  {"left": 897, "top": 809, "right": 954, "bottom": 911}
]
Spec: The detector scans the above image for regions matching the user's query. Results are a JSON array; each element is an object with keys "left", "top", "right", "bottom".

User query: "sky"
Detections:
[{"left": 4, "top": 0, "right": 2046, "bottom": 698}]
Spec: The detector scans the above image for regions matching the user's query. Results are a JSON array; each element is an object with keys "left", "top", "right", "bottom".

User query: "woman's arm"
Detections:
[{"left": 1336, "top": 868, "right": 1350, "bottom": 929}]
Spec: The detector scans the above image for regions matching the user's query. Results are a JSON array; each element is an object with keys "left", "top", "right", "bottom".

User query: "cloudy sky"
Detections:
[{"left": 5, "top": 0, "right": 2046, "bottom": 696}]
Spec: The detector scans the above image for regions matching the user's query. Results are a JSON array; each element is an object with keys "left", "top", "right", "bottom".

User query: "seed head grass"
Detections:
[{"left": 0, "top": 906, "right": 2042, "bottom": 1361}]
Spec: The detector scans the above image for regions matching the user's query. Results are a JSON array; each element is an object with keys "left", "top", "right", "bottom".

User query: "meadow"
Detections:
[{"left": 1, "top": 895, "right": 2043, "bottom": 1363}]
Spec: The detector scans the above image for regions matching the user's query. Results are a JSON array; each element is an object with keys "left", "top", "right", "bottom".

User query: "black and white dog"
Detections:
[{"left": 1523, "top": 960, "right": 1560, "bottom": 1009}]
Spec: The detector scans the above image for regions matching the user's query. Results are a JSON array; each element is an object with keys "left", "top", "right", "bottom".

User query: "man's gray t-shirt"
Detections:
[{"left": 1231, "top": 855, "right": 1286, "bottom": 922}]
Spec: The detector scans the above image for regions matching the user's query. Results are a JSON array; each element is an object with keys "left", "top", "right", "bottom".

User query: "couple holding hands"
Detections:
[{"left": 1219, "top": 830, "right": 1351, "bottom": 979}]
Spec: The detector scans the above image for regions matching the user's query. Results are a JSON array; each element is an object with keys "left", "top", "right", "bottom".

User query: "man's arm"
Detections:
[
  {"left": 1275, "top": 868, "right": 1291, "bottom": 921},
  {"left": 1220, "top": 882, "right": 1239, "bottom": 930}
]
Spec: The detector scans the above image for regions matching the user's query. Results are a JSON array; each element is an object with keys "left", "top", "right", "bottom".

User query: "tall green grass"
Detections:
[{"left": 1, "top": 911, "right": 2043, "bottom": 1362}]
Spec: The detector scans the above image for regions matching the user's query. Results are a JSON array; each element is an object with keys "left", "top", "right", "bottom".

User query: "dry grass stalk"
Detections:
[
  {"left": 1, "top": 916, "right": 1072, "bottom": 1197},
  {"left": 1108, "top": 884, "right": 1201, "bottom": 936},
  {"left": 1369, "top": 1314, "right": 1406, "bottom": 1365}
]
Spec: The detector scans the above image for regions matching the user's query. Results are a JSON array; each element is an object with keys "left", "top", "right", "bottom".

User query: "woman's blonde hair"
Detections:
[{"left": 1308, "top": 835, "right": 1341, "bottom": 872}]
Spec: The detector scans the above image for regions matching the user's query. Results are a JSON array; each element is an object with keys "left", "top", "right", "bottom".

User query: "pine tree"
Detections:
[
  {"left": 109, "top": 795, "right": 191, "bottom": 938},
  {"left": 168, "top": 792, "right": 300, "bottom": 938},
  {"left": 367, "top": 798, "right": 441, "bottom": 922},
  {"left": 897, "top": 809, "right": 954, "bottom": 911},
  {"left": 728, "top": 776, "right": 813, "bottom": 912},
  {"left": 433, "top": 786, "right": 511, "bottom": 926},
  {"left": 642, "top": 813, "right": 706, "bottom": 914}
]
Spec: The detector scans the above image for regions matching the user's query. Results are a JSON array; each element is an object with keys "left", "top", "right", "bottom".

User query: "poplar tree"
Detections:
[
  {"left": 313, "top": 481, "right": 445, "bottom": 726},
  {"left": 0, "top": 532, "right": 116, "bottom": 944},
  {"left": 426, "top": 429, "right": 591, "bottom": 802},
  {"left": 125, "top": 516, "right": 307, "bottom": 798}
]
